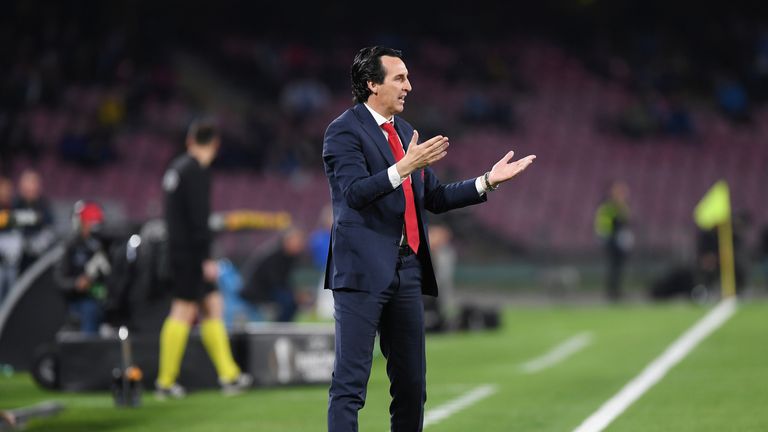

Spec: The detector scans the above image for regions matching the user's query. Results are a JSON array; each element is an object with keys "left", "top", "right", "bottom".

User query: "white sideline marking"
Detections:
[
  {"left": 422, "top": 384, "right": 498, "bottom": 428},
  {"left": 520, "top": 332, "right": 594, "bottom": 374},
  {"left": 573, "top": 298, "right": 738, "bottom": 432}
]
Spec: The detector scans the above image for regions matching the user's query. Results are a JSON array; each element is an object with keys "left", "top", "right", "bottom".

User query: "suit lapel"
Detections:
[
  {"left": 352, "top": 104, "right": 395, "bottom": 166},
  {"left": 351, "top": 105, "right": 423, "bottom": 201}
]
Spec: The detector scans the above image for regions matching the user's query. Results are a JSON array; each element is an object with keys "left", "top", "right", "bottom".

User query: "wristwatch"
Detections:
[{"left": 483, "top": 172, "right": 499, "bottom": 192}]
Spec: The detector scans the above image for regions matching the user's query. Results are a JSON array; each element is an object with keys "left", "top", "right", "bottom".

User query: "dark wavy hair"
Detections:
[
  {"left": 350, "top": 46, "right": 403, "bottom": 104},
  {"left": 187, "top": 116, "right": 219, "bottom": 146}
]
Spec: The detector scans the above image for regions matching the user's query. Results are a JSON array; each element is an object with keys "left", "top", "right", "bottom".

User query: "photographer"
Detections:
[{"left": 54, "top": 201, "right": 111, "bottom": 335}]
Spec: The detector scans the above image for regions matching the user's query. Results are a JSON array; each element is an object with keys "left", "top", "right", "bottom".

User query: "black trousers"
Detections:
[{"left": 328, "top": 254, "right": 426, "bottom": 432}]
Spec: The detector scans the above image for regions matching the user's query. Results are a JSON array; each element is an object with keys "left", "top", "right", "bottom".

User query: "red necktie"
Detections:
[{"left": 381, "top": 122, "right": 420, "bottom": 254}]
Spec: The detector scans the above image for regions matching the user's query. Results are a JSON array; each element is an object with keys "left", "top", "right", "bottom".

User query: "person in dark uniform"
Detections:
[
  {"left": 155, "top": 118, "right": 251, "bottom": 399},
  {"left": 594, "top": 181, "right": 634, "bottom": 301}
]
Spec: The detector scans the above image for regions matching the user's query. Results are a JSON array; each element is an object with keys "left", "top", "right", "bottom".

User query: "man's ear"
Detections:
[{"left": 367, "top": 81, "right": 378, "bottom": 95}]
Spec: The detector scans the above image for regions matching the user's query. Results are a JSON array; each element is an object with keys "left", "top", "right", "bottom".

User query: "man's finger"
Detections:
[
  {"left": 422, "top": 144, "right": 448, "bottom": 163},
  {"left": 512, "top": 155, "right": 536, "bottom": 172},
  {"left": 497, "top": 150, "right": 515, "bottom": 165},
  {"left": 495, "top": 150, "right": 514, "bottom": 165},
  {"left": 424, "top": 151, "right": 448, "bottom": 166},
  {"left": 505, "top": 154, "right": 535, "bottom": 168},
  {"left": 409, "top": 130, "right": 419, "bottom": 147},
  {"left": 419, "top": 135, "right": 447, "bottom": 149},
  {"left": 430, "top": 141, "right": 449, "bottom": 155}
]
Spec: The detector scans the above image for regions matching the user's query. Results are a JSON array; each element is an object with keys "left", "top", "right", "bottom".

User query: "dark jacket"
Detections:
[
  {"left": 54, "top": 234, "right": 110, "bottom": 301},
  {"left": 322, "top": 103, "right": 486, "bottom": 296},
  {"left": 162, "top": 153, "right": 212, "bottom": 266}
]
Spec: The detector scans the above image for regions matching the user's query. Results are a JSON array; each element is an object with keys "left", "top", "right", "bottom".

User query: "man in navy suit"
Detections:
[{"left": 323, "top": 46, "right": 536, "bottom": 431}]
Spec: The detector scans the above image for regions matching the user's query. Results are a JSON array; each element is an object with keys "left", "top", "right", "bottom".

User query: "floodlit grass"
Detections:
[{"left": 2, "top": 300, "right": 766, "bottom": 431}]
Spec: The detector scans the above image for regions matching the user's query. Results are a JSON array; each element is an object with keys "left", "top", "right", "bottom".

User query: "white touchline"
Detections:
[
  {"left": 422, "top": 384, "right": 498, "bottom": 428},
  {"left": 572, "top": 297, "right": 738, "bottom": 432},
  {"left": 519, "top": 332, "right": 594, "bottom": 374}
]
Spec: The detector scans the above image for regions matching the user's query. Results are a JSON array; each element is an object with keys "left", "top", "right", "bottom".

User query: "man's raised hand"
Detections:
[
  {"left": 487, "top": 151, "right": 536, "bottom": 186},
  {"left": 396, "top": 130, "right": 449, "bottom": 178}
]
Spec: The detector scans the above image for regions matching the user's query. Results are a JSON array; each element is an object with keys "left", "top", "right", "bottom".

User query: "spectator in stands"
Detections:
[
  {"left": 280, "top": 76, "right": 331, "bottom": 121},
  {"left": 715, "top": 76, "right": 752, "bottom": 124},
  {"left": 617, "top": 92, "right": 661, "bottom": 139},
  {"left": 59, "top": 117, "right": 115, "bottom": 167},
  {"left": 12, "top": 169, "right": 56, "bottom": 273},
  {"left": 0, "top": 112, "right": 37, "bottom": 171},
  {"left": 94, "top": 88, "right": 126, "bottom": 152},
  {"left": 461, "top": 90, "right": 516, "bottom": 129},
  {"left": 155, "top": 117, "right": 251, "bottom": 400},
  {"left": 54, "top": 201, "right": 110, "bottom": 335},
  {"left": 0, "top": 177, "right": 22, "bottom": 304},
  {"left": 753, "top": 30, "right": 768, "bottom": 102},
  {"left": 0, "top": 113, "right": 14, "bottom": 173},
  {"left": 241, "top": 228, "right": 306, "bottom": 322},
  {"left": 594, "top": 181, "right": 634, "bottom": 301},
  {"left": 658, "top": 94, "right": 695, "bottom": 138}
]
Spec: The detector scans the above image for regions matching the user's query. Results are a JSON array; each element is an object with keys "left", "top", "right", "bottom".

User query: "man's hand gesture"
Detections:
[
  {"left": 487, "top": 151, "right": 536, "bottom": 187},
  {"left": 396, "top": 131, "right": 449, "bottom": 178}
]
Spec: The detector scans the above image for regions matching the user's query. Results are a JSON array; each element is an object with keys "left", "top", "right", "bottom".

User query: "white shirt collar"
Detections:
[{"left": 364, "top": 103, "right": 393, "bottom": 127}]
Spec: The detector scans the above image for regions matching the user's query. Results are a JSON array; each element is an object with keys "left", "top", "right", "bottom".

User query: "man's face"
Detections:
[
  {"left": 20, "top": 172, "right": 41, "bottom": 200},
  {"left": 188, "top": 138, "right": 220, "bottom": 167},
  {"left": 612, "top": 182, "right": 629, "bottom": 203},
  {"left": 284, "top": 231, "right": 306, "bottom": 256},
  {"left": 368, "top": 55, "right": 412, "bottom": 117},
  {"left": 202, "top": 138, "right": 220, "bottom": 165}
]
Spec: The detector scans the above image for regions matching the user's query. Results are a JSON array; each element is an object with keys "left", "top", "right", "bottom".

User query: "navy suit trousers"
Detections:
[{"left": 328, "top": 254, "right": 426, "bottom": 432}]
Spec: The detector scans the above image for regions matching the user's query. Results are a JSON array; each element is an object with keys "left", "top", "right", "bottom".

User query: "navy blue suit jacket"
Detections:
[{"left": 322, "top": 104, "right": 486, "bottom": 296}]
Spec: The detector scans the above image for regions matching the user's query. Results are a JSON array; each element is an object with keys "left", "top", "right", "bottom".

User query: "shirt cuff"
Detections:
[
  {"left": 475, "top": 176, "right": 489, "bottom": 195},
  {"left": 388, "top": 164, "right": 406, "bottom": 188}
]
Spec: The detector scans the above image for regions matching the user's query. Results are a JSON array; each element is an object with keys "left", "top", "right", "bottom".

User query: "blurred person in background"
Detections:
[
  {"left": 54, "top": 201, "right": 110, "bottom": 335},
  {"left": 155, "top": 117, "right": 251, "bottom": 400},
  {"left": 594, "top": 180, "right": 634, "bottom": 301},
  {"left": 218, "top": 257, "right": 264, "bottom": 329},
  {"left": 323, "top": 46, "right": 536, "bottom": 431},
  {"left": 0, "top": 177, "right": 22, "bottom": 304},
  {"left": 241, "top": 228, "right": 307, "bottom": 322},
  {"left": 423, "top": 224, "right": 458, "bottom": 332},
  {"left": 309, "top": 204, "right": 334, "bottom": 319},
  {"left": 13, "top": 169, "right": 56, "bottom": 273}
]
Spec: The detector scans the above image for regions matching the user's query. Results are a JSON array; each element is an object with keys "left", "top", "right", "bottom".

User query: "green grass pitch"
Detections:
[{"left": 2, "top": 300, "right": 766, "bottom": 431}]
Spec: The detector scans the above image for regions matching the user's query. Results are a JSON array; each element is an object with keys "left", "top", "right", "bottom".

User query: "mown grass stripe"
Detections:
[
  {"left": 422, "top": 384, "right": 497, "bottom": 428},
  {"left": 519, "top": 332, "right": 593, "bottom": 374},
  {"left": 572, "top": 298, "right": 737, "bottom": 432}
]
